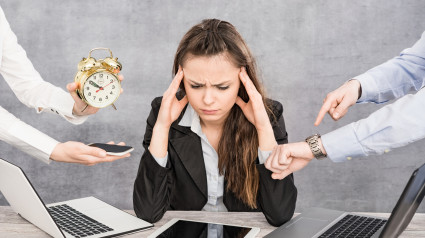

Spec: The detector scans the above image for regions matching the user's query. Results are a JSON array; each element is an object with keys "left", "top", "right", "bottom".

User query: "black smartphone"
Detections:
[{"left": 88, "top": 143, "right": 134, "bottom": 156}]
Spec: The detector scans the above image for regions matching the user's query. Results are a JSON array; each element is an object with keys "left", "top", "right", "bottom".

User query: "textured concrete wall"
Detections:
[{"left": 1, "top": 0, "right": 425, "bottom": 214}]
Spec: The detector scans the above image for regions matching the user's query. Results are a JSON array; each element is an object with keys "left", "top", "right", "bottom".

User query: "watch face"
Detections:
[{"left": 82, "top": 72, "right": 120, "bottom": 108}]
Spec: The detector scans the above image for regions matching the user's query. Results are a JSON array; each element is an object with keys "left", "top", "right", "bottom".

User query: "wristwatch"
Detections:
[{"left": 305, "top": 134, "right": 327, "bottom": 160}]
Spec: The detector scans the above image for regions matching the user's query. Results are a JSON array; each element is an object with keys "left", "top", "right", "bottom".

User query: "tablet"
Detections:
[{"left": 147, "top": 218, "right": 260, "bottom": 238}]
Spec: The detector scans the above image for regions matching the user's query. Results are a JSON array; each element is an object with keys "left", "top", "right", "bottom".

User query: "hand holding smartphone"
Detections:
[{"left": 88, "top": 143, "right": 134, "bottom": 156}]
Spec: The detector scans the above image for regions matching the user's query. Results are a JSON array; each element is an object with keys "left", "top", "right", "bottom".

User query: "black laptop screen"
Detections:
[{"left": 380, "top": 163, "right": 425, "bottom": 238}]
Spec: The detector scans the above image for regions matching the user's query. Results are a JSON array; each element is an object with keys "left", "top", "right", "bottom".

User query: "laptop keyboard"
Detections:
[
  {"left": 318, "top": 214, "right": 387, "bottom": 238},
  {"left": 48, "top": 204, "right": 114, "bottom": 238}
]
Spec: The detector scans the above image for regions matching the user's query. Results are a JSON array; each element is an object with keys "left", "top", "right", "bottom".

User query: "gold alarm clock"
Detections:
[{"left": 75, "top": 48, "right": 122, "bottom": 110}]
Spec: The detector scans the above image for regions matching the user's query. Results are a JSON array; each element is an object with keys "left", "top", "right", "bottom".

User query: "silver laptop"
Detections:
[
  {"left": 266, "top": 163, "right": 425, "bottom": 238},
  {"left": 0, "top": 158, "right": 153, "bottom": 238}
]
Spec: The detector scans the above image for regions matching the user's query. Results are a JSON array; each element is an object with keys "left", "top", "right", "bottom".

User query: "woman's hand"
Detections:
[
  {"left": 236, "top": 67, "right": 276, "bottom": 151},
  {"left": 155, "top": 67, "right": 188, "bottom": 129},
  {"left": 149, "top": 67, "right": 188, "bottom": 158},
  {"left": 235, "top": 67, "right": 271, "bottom": 131},
  {"left": 50, "top": 141, "right": 130, "bottom": 165}
]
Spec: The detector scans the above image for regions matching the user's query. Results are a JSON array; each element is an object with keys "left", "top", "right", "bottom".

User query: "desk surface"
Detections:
[{"left": 1, "top": 206, "right": 424, "bottom": 237}]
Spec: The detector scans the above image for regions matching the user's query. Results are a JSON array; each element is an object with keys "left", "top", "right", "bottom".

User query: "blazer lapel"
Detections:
[{"left": 170, "top": 125, "right": 208, "bottom": 200}]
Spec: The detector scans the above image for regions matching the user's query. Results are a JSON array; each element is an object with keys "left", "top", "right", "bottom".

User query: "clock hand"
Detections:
[
  {"left": 89, "top": 80, "right": 101, "bottom": 88},
  {"left": 96, "top": 82, "right": 114, "bottom": 92}
]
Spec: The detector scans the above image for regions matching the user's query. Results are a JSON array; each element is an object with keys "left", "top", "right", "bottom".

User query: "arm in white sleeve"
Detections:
[
  {"left": 322, "top": 88, "right": 425, "bottom": 162},
  {"left": 151, "top": 149, "right": 168, "bottom": 167},
  {"left": 355, "top": 31, "right": 425, "bottom": 104},
  {"left": 0, "top": 106, "right": 58, "bottom": 163},
  {"left": 0, "top": 6, "right": 87, "bottom": 125},
  {"left": 258, "top": 148, "right": 272, "bottom": 164}
]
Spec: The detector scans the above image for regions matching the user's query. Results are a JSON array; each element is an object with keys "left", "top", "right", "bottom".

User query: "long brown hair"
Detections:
[{"left": 173, "top": 19, "right": 275, "bottom": 208}]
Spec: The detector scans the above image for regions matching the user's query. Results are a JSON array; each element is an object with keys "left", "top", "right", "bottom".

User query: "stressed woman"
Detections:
[{"left": 133, "top": 19, "right": 297, "bottom": 227}]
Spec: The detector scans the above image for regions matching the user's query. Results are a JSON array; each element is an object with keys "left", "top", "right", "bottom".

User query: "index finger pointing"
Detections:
[{"left": 314, "top": 100, "right": 332, "bottom": 126}]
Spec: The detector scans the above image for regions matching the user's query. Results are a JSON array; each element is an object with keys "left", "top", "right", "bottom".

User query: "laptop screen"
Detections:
[{"left": 380, "top": 163, "right": 425, "bottom": 238}]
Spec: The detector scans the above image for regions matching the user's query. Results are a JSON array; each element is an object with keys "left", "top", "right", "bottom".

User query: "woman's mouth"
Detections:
[{"left": 201, "top": 109, "right": 218, "bottom": 115}]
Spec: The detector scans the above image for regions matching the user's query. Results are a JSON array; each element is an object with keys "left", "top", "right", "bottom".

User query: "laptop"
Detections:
[
  {"left": 266, "top": 163, "right": 425, "bottom": 238},
  {"left": 0, "top": 158, "right": 153, "bottom": 238}
]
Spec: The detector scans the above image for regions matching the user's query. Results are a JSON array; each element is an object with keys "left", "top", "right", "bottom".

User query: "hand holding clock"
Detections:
[{"left": 67, "top": 74, "right": 124, "bottom": 116}]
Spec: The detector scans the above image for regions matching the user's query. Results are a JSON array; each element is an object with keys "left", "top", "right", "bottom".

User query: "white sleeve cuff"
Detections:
[
  {"left": 36, "top": 89, "right": 88, "bottom": 125},
  {"left": 150, "top": 149, "right": 168, "bottom": 167},
  {"left": 258, "top": 147, "right": 272, "bottom": 164}
]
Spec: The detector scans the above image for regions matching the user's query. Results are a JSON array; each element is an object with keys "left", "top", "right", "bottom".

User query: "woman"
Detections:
[{"left": 133, "top": 19, "right": 297, "bottom": 227}]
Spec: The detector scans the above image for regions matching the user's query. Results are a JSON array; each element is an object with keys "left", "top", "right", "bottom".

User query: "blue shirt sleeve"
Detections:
[
  {"left": 322, "top": 88, "right": 425, "bottom": 162},
  {"left": 355, "top": 31, "right": 425, "bottom": 104},
  {"left": 322, "top": 31, "right": 425, "bottom": 162}
]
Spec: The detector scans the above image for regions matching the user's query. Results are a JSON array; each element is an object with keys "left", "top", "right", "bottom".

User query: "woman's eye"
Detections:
[
  {"left": 190, "top": 85, "right": 202, "bottom": 89},
  {"left": 217, "top": 86, "right": 229, "bottom": 90}
]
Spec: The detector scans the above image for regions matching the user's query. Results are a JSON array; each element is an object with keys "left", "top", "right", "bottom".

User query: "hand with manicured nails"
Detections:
[
  {"left": 50, "top": 141, "right": 130, "bottom": 165},
  {"left": 314, "top": 79, "right": 361, "bottom": 126},
  {"left": 68, "top": 74, "right": 124, "bottom": 116}
]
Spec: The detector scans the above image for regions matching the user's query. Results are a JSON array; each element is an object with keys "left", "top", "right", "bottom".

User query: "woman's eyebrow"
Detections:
[
  {"left": 212, "top": 80, "right": 231, "bottom": 86},
  {"left": 188, "top": 79, "right": 205, "bottom": 85},
  {"left": 188, "top": 79, "right": 231, "bottom": 86}
]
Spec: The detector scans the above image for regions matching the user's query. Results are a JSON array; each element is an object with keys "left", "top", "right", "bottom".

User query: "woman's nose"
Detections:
[{"left": 202, "top": 89, "right": 215, "bottom": 105}]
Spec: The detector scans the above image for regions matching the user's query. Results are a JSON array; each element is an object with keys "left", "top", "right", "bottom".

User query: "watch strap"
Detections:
[{"left": 305, "top": 134, "right": 327, "bottom": 160}]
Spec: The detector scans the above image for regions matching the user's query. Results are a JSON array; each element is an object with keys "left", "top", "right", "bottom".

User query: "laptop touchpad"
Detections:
[{"left": 276, "top": 217, "right": 329, "bottom": 237}]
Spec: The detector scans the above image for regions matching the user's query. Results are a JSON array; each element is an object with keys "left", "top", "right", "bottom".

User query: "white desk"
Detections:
[{"left": 1, "top": 207, "right": 424, "bottom": 237}]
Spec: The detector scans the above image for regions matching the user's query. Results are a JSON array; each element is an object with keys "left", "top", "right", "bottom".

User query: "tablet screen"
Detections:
[{"left": 156, "top": 220, "right": 252, "bottom": 238}]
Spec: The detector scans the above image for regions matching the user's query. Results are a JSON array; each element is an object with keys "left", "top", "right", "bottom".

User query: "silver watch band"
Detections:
[{"left": 305, "top": 134, "right": 327, "bottom": 160}]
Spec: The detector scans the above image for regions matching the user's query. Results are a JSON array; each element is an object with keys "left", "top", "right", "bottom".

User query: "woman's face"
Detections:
[{"left": 182, "top": 53, "right": 241, "bottom": 126}]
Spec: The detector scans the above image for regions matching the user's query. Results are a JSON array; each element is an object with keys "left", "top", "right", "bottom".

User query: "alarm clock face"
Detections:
[{"left": 82, "top": 72, "right": 120, "bottom": 108}]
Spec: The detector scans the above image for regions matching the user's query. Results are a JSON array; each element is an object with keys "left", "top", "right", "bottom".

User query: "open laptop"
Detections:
[
  {"left": 0, "top": 158, "right": 153, "bottom": 238},
  {"left": 266, "top": 163, "right": 425, "bottom": 238}
]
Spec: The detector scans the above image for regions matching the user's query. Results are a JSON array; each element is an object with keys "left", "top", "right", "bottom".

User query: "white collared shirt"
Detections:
[
  {"left": 152, "top": 103, "right": 271, "bottom": 212},
  {"left": 0, "top": 6, "right": 87, "bottom": 163}
]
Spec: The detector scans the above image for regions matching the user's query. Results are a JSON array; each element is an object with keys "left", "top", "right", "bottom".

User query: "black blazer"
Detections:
[{"left": 133, "top": 96, "right": 297, "bottom": 227}]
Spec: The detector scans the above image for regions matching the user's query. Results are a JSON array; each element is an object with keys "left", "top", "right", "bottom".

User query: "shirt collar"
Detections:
[{"left": 179, "top": 103, "right": 203, "bottom": 136}]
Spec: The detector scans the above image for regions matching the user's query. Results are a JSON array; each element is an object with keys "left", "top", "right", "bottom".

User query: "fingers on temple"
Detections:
[
  {"left": 235, "top": 97, "right": 246, "bottom": 108},
  {"left": 239, "top": 69, "right": 257, "bottom": 98}
]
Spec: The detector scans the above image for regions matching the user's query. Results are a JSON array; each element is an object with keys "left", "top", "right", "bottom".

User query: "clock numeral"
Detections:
[
  {"left": 100, "top": 74, "right": 103, "bottom": 78},
  {"left": 106, "top": 95, "right": 108, "bottom": 100},
  {"left": 107, "top": 75, "right": 109, "bottom": 79},
  {"left": 110, "top": 79, "right": 113, "bottom": 83},
  {"left": 94, "top": 76, "right": 96, "bottom": 79},
  {"left": 88, "top": 92, "right": 91, "bottom": 96},
  {"left": 86, "top": 87, "right": 89, "bottom": 90},
  {"left": 110, "top": 91, "right": 113, "bottom": 95},
  {"left": 93, "top": 96, "right": 96, "bottom": 100},
  {"left": 112, "top": 85, "right": 115, "bottom": 89},
  {"left": 99, "top": 98, "right": 102, "bottom": 102}
]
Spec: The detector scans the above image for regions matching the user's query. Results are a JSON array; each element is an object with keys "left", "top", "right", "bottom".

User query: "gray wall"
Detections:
[{"left": 1, "top": 0, "right": 425, "bottom": 214}]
